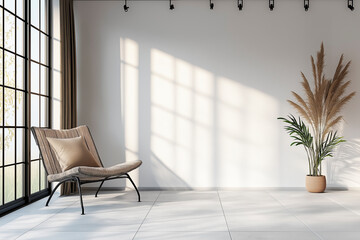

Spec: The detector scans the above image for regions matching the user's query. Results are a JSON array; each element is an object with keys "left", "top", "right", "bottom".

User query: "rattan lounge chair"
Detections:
[{"left": 31, "top": 125, "right": 142, "bottom": 215}]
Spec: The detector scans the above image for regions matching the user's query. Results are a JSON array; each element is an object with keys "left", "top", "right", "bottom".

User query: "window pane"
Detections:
[
  {"left": 40, "top": 34, "right": 48, "bottom": 65},
  {"left": 30, "top": 134, "right": 39, "bottom": 160},
  {"left": 4, "top": 88, "right": 15, "bottom": 126},
  {"left": 17, "top": 0, "right": 25, "bottom": 19},
  {"left": 31, "top": 0, "right": 39, "bottom": 28},
  {"left": 40, "top": 66, "right": 48, "bottom": 95},
  {"left": 40, "top": 161, "right": 46, "bottom": 190},
  {"left": 16, "top": 57, "right": 25, "bottom": 89},
  {"left": 16, "top": 163, "right": 24, "bottom": 199},
  {"left": 4, "top": 128, "right": 15, "bottom": 165},
  {"left": 0, "top": 87, "right": 2, "bottom": 126},
  {"left": 4, "top": 52, "right": 15, "bottom": 88},
  {"left": 40, "top": 96, "right": 48, "bottom": 127},
  {"left": 4, "top": 11, "right": 15, "bottom": 52},
  {"left": 30, "top": 28, "right": 39, "bottom": 62},
  {"left": 16, "top": 129, "right": 24, "bottom": 163},
  {"left": 31, "top": 62, "right": 40, "bottom": 93},
  {"left": 0, "top": 129, "right": 2, "bottom": 165},
  {"left": 31, "top": 161, "right": 39, "bottom": 194},
  {"left": 16, "top": 91, "right": 24, "bottom": 126},
  {"left": 4, "top": 165, "right": 15, "bottom": 203},
  {"left": 31, "top": 94, "right": 39, "bottom": 127},
  {"left": 4, "top": 0, "right": 15, "bottom": 13},
  {"left": 0, "top": 169, "right": 2, "bottom": 205},
  {"left": 0, "top": 10, "right": 3, "bottom": 48},
  {"left": 40, "top": 0, "right": 48, "bottom": 33},
  {"left": 0, "top": 51, "right": 3, "bottom": 85},
  {"left": 16, "top": 19, "right": 24, "bottom": 56}
]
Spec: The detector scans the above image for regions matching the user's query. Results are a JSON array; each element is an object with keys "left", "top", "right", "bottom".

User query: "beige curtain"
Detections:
[{"left": 60, "top": 0, "right": 77, "bottom": 195}]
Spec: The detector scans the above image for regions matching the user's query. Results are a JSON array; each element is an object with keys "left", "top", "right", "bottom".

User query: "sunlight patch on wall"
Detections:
[
  {"left": 149, "top": 48, "right": 280, "bottom": 187},
  {"left": 217, "top": 77, "right": 279, "bottom": 187},
  {"left": 120, "top": 38, "right": 140, "bottom": 186},
  {"left": 151, "top": 49, "right": 213, "bottom": 187}
]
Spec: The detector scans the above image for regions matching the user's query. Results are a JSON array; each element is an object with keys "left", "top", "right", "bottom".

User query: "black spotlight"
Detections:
[
  {"left": 269, "top": 0, "right": 274, "bottom": 11},
  {"left": 304, "top": 0, "right": 309, "bottom": 11},
  {"left": 348, "top": 0, "right": 354, "bottom": 10},
  {"left": 238, "top": 0, "right": 243, "bottom": 10},
  {"left": 210, "top": 0, "right": 214, "bottom": 9},
  {"left": 170, "top": 0, "right": 174, "bottom": 10},
  {"left": 124, "top": 0, "right": 129, "bottom": 12}
]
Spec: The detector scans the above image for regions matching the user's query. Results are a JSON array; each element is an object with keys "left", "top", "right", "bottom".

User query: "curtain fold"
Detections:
[{"left": 60, "top": 0, "right": 77, "bottom": 195}]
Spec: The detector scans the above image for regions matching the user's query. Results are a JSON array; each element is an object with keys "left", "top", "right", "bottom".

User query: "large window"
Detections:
[{"left": 0, "top": 0, "right": 51, "bottom": 215}]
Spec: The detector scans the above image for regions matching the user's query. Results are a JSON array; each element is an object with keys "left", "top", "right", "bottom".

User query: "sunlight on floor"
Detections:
[{"left": 2, "top": 189, "right": 360, "bottom": 239}]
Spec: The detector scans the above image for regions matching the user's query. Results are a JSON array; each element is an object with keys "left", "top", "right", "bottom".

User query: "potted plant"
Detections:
[{"left": 278, "top": 44, "right": 355, "bottom": 193}]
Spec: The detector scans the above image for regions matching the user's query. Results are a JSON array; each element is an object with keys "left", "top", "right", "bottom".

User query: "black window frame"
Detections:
[{"left": 0, "top": 0, "right": 52, "bottom": 216}]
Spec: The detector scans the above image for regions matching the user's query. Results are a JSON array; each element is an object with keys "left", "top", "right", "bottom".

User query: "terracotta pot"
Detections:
[{"left": 306, "top": 175, "right": 326, "bottom": 193}]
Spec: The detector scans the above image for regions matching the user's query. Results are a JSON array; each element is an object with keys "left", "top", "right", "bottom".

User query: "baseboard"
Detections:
[{"left": 81, "top": 186, "right": 352, "bottom": 191}]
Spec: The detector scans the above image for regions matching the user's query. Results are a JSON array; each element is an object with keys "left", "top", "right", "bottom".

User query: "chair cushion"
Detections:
[
  {"left": 47, "top": 136, "right": 101, "bottom": 171},
  {"left": 47, "top": 160, "right": 142, "bottom": 182}
]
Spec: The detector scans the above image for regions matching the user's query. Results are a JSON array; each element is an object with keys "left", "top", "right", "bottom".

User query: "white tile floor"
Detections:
[{"left": 1, "top": 190, "right": 360, "bottom": 239}]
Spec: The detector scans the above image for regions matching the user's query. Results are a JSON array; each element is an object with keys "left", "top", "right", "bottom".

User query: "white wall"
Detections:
[{"left": 74, "top": 0, "right": 360, "bottom": 188}]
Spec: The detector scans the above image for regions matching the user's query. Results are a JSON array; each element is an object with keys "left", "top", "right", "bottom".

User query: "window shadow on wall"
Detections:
[{"left": 120, "top": 38, "right": 283, "bottom": 189}]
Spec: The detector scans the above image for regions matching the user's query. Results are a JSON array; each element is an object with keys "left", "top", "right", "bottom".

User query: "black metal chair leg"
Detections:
[
  {"left": 126, "top": 173, "right": 141, "bottom": 202},
  {"left": 74, "top": 177, "right": 85, "bottom": 215},
  {"left": 46, "top": 180, "right": 68, "bottom": 207},
  {"left": 95, "top": 179, "right": 106, "bottom": 198}
]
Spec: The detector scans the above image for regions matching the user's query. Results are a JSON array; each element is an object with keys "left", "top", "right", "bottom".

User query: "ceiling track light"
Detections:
[
  {"left": 269, "top": 0, "right": 274, "bottom": 11},
  {"left": 124, "top": 0, "right": 129, "bottom": 12},
  {"left": 348, "top": 0, "right": 354, "bottom": 10},
  {"left": 120, "top": 0, "right": 355, "bottom": 13},
  {"left": 169, "top": 0, "right": 174, "bottom": 10},
  {"left": 304, "top": 0, "right": 309, "bottom": 11},
  {"left": 238, "top": 0, "right": 243, "bottom": 10}
]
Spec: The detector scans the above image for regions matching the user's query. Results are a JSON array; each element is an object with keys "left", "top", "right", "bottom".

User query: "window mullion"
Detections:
[
  {"left": 24, "top": 0, "right": 30, "bottom": 203},
  {"left": 14, "top": 0, "right": 17, "bottom": 202},
  {"left": 2, "top": 4, "right": 5, "bottom": 207}
]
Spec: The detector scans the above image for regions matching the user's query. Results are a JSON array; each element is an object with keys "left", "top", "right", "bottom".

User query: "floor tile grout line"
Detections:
[
  {"left": 14, "top": 198, "right": 79, "bottom": 240},
  {"left": 9, "top": 191, "right": 360, "bottom": 239},
  {"left": 267, "top": 191, "right": 323, "bottom": 240},
  {"left": 217, "top": 191, "right": 233, "bottom": 240},
  {"left": 322, "top": 194, "right": 360, "bottom": 217},
  {"left": 132, "top": 192, "right": 161, "bottom": 240}
]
